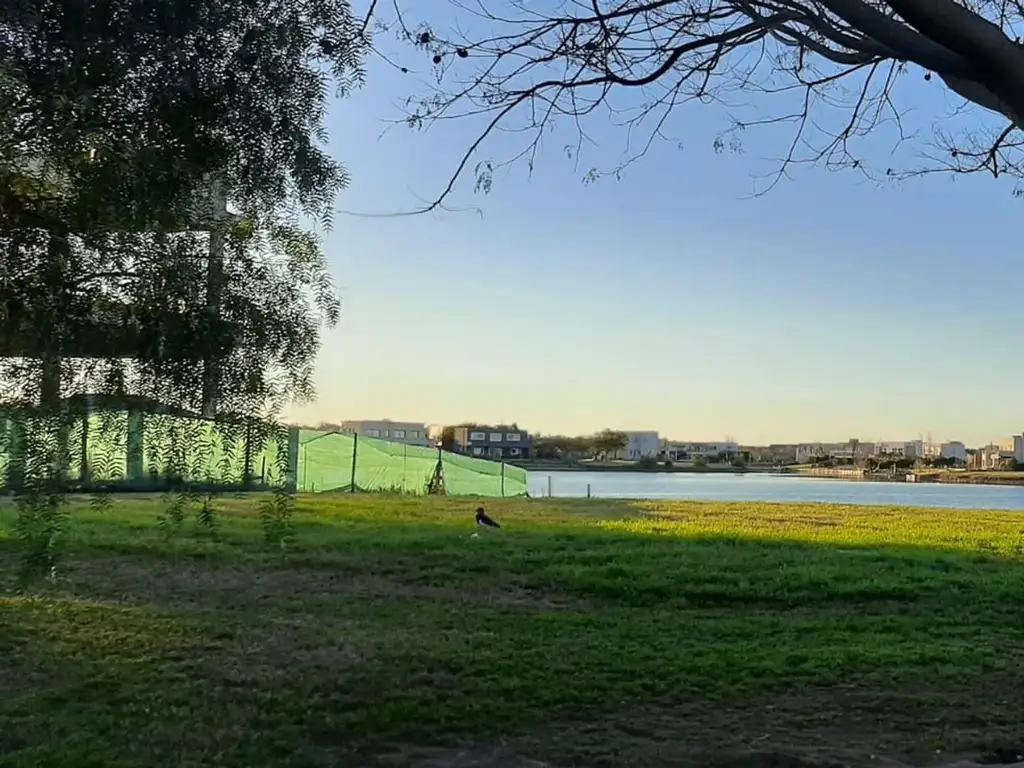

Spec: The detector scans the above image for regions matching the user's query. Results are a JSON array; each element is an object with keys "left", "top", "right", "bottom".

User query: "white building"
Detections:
[
  {"left": 971, "top": 443, "right": 1007, "bottom": 470},
  {"left": 339, "top": 419, "right": 430, "bottom": 446},
  {"left": 664, "top": 441, "right": 740, "bottom": 460},
  {"left": 903, "top": 440, "right": 942, "bottom": 460},
  {"left": 874, "top": 441, "right": 909, "bottom": 457},
  {"left": 796, "top": 443, "right": 848, "bottom": 463},
  {"left": 795, "top": 439, "right": 872, "bottom": 463},
  {"left": 941, "top": 441, "right": 967, "bottom": 462},
  {"left": 613, "top": 431, "right": 662, "bottom": 459}
]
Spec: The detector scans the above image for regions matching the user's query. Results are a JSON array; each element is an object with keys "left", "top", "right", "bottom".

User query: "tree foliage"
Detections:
[
  {"left": 535, "top": 430, "right": 631, "bottom": 460},
  {"left": 1, "top": 0, "right": 365, "bottom": 578},
  {"left": 387, "top": 0, "right": 1024, "bottom": 207}
]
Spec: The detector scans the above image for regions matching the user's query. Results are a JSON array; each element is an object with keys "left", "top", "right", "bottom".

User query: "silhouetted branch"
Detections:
[{"left": 372, "top": 0, "right": 1024, "bottom": 212}]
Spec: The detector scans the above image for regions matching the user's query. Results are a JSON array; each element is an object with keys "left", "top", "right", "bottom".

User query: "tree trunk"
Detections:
[
  {"left": 42, "top": 231, "right": 69, "bottom": 485},
  {"left": 201, "top": 180, "right": 227, "bottom": 420}
]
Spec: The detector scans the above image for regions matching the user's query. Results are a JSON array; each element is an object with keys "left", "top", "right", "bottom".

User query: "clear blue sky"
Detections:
[{"left": 284, "top": 21, "right": 1024, "bottom": 446}]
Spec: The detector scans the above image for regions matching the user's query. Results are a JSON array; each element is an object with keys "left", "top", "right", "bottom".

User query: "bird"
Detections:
[{"left": 475, "top": 507, "right": 501, "bottom": 529}]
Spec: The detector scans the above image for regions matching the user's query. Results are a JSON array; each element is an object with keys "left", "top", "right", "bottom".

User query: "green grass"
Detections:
[{"left": 2, "top": 495, "right": 1024, "bottom": 768}]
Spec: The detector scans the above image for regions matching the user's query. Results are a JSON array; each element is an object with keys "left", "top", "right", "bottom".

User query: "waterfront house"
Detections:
[{"left": 451, "top": 425, "right": 532, "bottom": 460}]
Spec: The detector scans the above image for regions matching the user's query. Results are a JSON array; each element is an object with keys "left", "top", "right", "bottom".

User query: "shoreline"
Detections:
[
  {"left": 510, "top": 462, "right": 772, "bottom": 474},
  {"left": 511, "top": 462, "right": 1024, "bottom": 487}
]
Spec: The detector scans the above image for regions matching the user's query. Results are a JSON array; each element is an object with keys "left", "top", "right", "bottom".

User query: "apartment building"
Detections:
[{"left": 339, "top": 419, "right": 430, "bottom": 446}]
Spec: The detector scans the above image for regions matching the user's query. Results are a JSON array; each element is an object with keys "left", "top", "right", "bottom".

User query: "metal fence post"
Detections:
[
  {"left": 285, "top": 426, "right": 300, "bottom": 492},
  {"left": 126, "top": 410, "right": 144, "bottom": 484},
  {"left": 242, "top": 419, "right": 254, "bottom": 490},
  {"left": 79, "top": 408, "right": 90, "bottom": 485},
  {"left": 349, "top": 433, "right": 358, "bottom": 492}
]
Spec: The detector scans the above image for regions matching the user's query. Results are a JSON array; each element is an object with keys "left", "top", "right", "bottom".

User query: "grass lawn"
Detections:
[{"left": 2, "top": 495, "right": 1024, "bottom": 768}]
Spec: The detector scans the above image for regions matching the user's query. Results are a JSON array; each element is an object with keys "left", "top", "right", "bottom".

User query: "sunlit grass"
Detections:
[{"left": 1, "top": 494, "right": 1024, "bottom": 767}]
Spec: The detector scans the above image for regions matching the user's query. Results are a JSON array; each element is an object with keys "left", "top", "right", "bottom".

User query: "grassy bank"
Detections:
[
  {"left": 3, "top": 495, "right": 1024, "bottom": 767},
  {"left": 913, "top": 469, "right": 1024, "bottom": 485}
]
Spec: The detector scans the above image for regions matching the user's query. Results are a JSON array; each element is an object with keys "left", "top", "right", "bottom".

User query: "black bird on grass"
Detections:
[{"left": 475, "top": 507, "right": 501, "bottom": 529}]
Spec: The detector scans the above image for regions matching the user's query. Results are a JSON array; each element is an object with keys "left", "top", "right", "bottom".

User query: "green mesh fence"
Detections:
[
  {"left": 0, "top": 409, "right": 285, "bottom": 491},
  {"left": 0, "top": 412, "right": 528, "bottom": 497},
  {"left": 296, "top": 430, "right": 528, "bottom": 497},
  {"left": 443, "top": 450, "right": 527, "bottom": 496}
]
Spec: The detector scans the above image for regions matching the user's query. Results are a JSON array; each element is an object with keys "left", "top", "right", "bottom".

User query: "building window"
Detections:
[
  {"left": 472, "top": 447, "right": 484, "bottom": 456},
  {"left": 365, "top": 429, "right": 381, "bottom": 437},
  {"left": 408, "top": 430, "right": 419, "bottom": 439},
  {"left": 382, "top": 430, "right": 390, "bottom": 437},
  {"left": 470, "top": 431, "right": 486, "bottom": 441},
  {"left": 505, "top": 432, "right": 521, "bottom": 441},
  {"left": 508, "top": 447, "right": 521, "bottom": 457},
  {"left": 489, "top": 432, "right": 503, "bottom": 442},
  {"left": 392, "top": 429, "right": 406, "bottom": 439}
]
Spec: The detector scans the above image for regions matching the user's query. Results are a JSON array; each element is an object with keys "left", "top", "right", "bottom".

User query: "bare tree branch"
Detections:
[{"left": 358, "top": 0, "right": 1024, "bottom": 213}]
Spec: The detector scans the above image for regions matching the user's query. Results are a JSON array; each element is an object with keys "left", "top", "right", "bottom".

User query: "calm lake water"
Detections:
[{"left": 527, "top": 471, "right": 1024, "bottom": 510}]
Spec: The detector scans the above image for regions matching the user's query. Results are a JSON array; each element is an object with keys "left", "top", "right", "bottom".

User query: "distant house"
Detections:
[
  {"left": 612, "top": 431, "right": 661, "bottom": 460},
  {"left": 339, "top": 419, "right": 429, "bottom": 447},
  {"left": 903, "top": 440, "right": 942, "bottom": 460},
  {"left": 766, "top": 444, "right": 799, "bottom": 464},
  {"left": 874, "top": 441, "right": 909, "bottom": 458},
  {"left": 1013, "top": 435, "right": 1024, "bottom": 465},
  {"left": 796, "top": 443, "right": 844, "bottom": 463},
  {"left": 795, "top": 439, "right": 875, "bottom": 463},
  {"left": 451, "top": 425, "right": 532, "bottom": 460},
  {"left": 941, "top": 441, "right": 967, "bottom": 462},
  {"left": 969, "top": 443, "right": 1009, "bottom": 470},
  {"left": 663, "top": 441, "right": 740, "bottom": 461}
]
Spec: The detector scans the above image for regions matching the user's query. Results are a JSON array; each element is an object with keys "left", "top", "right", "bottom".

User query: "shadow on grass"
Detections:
[{"left": 1, "top": 496, "right": 1024, "bottom": 767}]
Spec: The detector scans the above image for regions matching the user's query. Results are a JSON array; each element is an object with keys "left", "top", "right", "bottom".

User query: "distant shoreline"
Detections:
[
  {"left": 510, "top": 461, "right": 1024, "bottom": 487},
  {"left": 510, "top": 461, "right": 771, "bottom": 474}
]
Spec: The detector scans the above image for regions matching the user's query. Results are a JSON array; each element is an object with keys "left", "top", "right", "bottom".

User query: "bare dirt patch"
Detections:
[
  {"left": 60, "top": 556, "right": 586, "bottom": 612},
  {"left": 502, "top": 682, "right": 1024, "bottom": 768}
]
